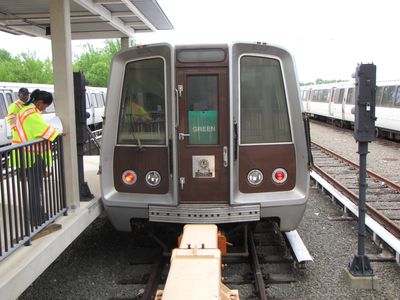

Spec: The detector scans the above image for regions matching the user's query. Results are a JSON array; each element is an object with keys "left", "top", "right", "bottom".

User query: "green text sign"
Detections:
[{"left": 188, "top": 111, "right": 218, "bottom": 144}]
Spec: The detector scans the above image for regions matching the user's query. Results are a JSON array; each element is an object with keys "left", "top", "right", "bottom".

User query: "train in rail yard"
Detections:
[
  {"left": 0, "top": 81, "right": 107, "bottom": 146},
  {"left": 300, "top": 80, "right": 400, "bottom": 140},
  {"left": 100, "top": 42, "right": 310, "bottom": 232}
]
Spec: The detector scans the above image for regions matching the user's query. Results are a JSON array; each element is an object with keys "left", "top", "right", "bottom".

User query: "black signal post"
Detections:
[
  {"left": 73, "top": 71, "right": 94, "bottom": 201},
  {"left": 349, "top": 63, "right": 376, "bottom": 277}
]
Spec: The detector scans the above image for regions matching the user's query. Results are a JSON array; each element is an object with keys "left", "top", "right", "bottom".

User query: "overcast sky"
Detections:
[{"left": 1, "top": 0, "right": 399, "bottom": 83}]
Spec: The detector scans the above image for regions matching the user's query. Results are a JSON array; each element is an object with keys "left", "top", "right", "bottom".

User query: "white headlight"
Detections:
[
  {"left": 145, "top": 170, "right": 161, "bottom": 187},
  {"left": 247, "top": 169, "right": 263, "bottom": 186}
]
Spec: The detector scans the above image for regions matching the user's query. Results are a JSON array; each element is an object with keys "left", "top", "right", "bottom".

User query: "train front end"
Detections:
[{"left": 101, "top": 42, "right": 309, "bottom": 232}]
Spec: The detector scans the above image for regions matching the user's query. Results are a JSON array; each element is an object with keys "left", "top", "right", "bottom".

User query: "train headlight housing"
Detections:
[
  {"left": 145, "top": 170, "right": 161, "bottom": 187},
  {"left": 247, "top": 169, "right": 264, "bottom": 186},
  {"left": 272, "top": 168, "right": 288, "bottom": 184},
  {"left": 122, "top": 170, "right": 137, "bottom": 185}
]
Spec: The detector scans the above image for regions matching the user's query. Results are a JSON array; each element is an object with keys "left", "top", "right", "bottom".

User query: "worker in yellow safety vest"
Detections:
[
  {"left": 131, "top": 101, "right": 152, "bottom": 123},
  {"left": 5, "top": 87, "right": 29, "bottom": 144},
  {"left": 14, "top": 89, "right": 59, "bottom": 227},
  {"left": 14, "top": 89, "right": 59, "bottom": 145}
]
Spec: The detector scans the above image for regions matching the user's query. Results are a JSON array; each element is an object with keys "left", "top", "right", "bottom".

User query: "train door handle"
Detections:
[
  {"left": 175, "top": 88, "right": 180, "bottom": 128},
  {"left": 179, "top": 133, "right": 190, "bottom": 141},
  {"left": 223, "top": 146, "right": 228, "bottom": 167},
  {"left": 179, "top": 177, "right": 185, "bottom": 190}
]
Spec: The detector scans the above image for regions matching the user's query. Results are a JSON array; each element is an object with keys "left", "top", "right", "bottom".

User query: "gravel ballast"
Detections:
[{"left": 20, "top": 122, "right": 400, "bottom": 299}]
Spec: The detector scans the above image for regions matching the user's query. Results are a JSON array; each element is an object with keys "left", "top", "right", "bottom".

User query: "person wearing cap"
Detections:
[{"left": 6, "top": 87, "right": 30, "bottom": 144}]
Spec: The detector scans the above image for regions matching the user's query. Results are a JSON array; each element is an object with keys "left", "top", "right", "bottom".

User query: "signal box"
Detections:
[{"left": 354, "top": 63, "right": 377, "bottom": 142}]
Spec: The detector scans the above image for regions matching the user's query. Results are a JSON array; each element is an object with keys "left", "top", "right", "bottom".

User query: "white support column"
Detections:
[
  {"left": 121, "top": 36, "right": 130, "bottom": 49},
  {"left": 49, "top": 0, "right": 80, "bottom": 209}
]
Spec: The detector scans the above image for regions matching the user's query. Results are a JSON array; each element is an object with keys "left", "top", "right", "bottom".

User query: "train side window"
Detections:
[
  {"left": 98, "top": 93, "right": 105, "bottom": 107},
  {"left": 394, "top": 86, "right": 400, "bottom": 107},
  {"left": 117, "top": 57, "right": 166, "bottom": 145},
  {"left": 317, "top": 90, "right": 323, "bottom": 102},
  {"left": 346, "top": 88, "right": 355, "bottom": 104},
  {"left": 85, "top": 93, "right": 90, "bottom": 108},
  {"left": 311, "top": 90, "right": 317, "bottom": 101},
  {"left": 240, "top": 56, "right": 291, "bottom": 144},
  {"left": 0, "top": 94, "right": 7, "bottom": 118},
  {"left": 322, "top": 90, "right": 329, "bottom": 102},
  {"left": 91, "top": 93, "right": 99, "bottom": 108},
  {"left": 336, "top": 88, "right": 345, "bottom": 104},
  {"left": 381, "top": 86, "right": 395, "bottom": 107},
  {"left": 375, "top": 86, "right": 383, "bottom": 106}
]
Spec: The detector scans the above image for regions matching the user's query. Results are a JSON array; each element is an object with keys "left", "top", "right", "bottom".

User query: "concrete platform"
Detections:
[{"left": 0, "top": 156, "right": 103, "bottom": 300}]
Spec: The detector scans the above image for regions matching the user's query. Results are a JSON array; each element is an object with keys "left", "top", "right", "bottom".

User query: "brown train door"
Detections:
[{"left": 176, "top": 67, "right": 229, "bottom": 203}]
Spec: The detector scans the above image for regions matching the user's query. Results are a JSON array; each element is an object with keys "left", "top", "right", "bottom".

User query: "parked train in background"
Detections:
[
  {"left": 300, "top": 80, "right": 400, "bottom": 140},
  {"left": 0, "top": 82, "right": 107, "bottom": 147},
  {"left": 101, "top": 42, "right": 310, "bottom": 232}
]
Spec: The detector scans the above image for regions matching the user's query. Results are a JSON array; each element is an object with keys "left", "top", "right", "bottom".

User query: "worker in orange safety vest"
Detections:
[
  {"left": 5, "top": 87, "right": 29, "bottom": 144},
  {"left": 14, "top": 89, "right": 59, "bottom": 226}
]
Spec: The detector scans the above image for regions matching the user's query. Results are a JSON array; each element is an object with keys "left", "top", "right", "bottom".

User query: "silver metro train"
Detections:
[
  {"left": 101, "top": 42, "right": 310, "bottom": 232},
  {"left": 0, "top": 82, "right": 107, "bottom": 146},
  {"left": 300, "top": 80, "right": 400, "bottom": 140}
]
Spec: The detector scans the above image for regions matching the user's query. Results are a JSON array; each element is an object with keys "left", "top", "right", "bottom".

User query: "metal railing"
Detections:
[
  {"left": 83, "top": 127, "right": 102, "bottom": 156},
  {"left": 86, "top": 126, "right": 101, "bottom": 151},
  {"left": 0, "top": 136, "right": 66, "bottom": 261}
]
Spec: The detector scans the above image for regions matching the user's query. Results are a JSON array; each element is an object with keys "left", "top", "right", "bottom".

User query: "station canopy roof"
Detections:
[{"left": 0, "top": 0, "right": 173, "bottom": 39}]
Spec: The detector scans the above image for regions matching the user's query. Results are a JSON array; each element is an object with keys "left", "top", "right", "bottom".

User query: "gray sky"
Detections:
[{"left": 1, "top": 0, "right": 399, "bottom": 83}]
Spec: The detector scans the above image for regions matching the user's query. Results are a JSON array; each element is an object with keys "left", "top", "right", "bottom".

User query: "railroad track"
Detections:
[
  {"left": 221, "top": 222, "right": 297, "bottom": 300},
  {"left": 113, "top": 222, "right": 302, "bottom": 300},
  {"left": 311, "top": 141, "right": 400, "bottom": 243}
]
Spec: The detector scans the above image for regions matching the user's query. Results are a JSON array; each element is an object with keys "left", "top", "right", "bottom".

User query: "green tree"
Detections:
[
  {"left": 1, "top": 39, "right": 124, "bottom": 85},
  {"left": 0, "top": 49, "right": 19, "bottom": 82},
  {"left": 0, "top": 49, "right": 53, "bottom": 83},
  {"left": 73, "top": 39, "right": 122, "bottom": 87},
  {"left": 300, "top": 79, "right": 348, "bottom": 86},
  {"left": 0, "top": 49, "right": 12, "bottom": 61},
  {"left": 16, "top": 52, "right": 53, "bottom": 83}
]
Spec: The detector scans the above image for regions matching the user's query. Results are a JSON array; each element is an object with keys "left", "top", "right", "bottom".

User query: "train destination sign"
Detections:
[{"left": 188, "top": 111, "right": 218, "bottom": 144}]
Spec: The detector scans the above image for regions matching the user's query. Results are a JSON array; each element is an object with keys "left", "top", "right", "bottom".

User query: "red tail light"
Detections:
[
  {"left": 122, "top": 170, "right": 137, "bottom": 185},
  {"left": 272, "top": 168, "right": 287, "bottom": 184}
]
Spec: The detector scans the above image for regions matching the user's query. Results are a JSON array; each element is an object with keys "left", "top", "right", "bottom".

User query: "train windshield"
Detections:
[
  {"left": 240, "top": 56, "right": 291, "bottom": 144},
  {"left": 117, "top": 58, "right": 166, "bottom": 146}
]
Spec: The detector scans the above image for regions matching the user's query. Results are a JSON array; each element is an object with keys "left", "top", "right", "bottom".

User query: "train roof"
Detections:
[{"left": 301, "top": 79, "right": 400, "bottom": 91}]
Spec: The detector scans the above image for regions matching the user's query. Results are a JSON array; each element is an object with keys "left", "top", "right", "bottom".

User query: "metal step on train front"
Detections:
[{"left": 149, "top": 204, "right": 260, "bottom": 223}]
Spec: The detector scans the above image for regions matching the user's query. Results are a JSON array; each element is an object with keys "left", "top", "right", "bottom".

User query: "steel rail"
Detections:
[
  {"left": 248, "top": 229, "right": 268, "bottom": 300},
  {"left": 141, "top": 250, "right": 166, "bottom": 300},
  {"left": 311, "top": 142, "right": 400, "bottom": 192},
  {"left": 312, "top": 164, "right": 400, "bottom": 240},
  {"left": 311, "top": 142, "right": 400, "bottom": 239}
]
